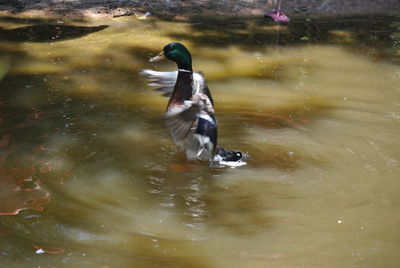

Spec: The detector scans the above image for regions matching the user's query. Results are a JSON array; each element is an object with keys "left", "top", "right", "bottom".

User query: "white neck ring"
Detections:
[{"left": 178, "top": 68, "right": 192, "bottom": 73}]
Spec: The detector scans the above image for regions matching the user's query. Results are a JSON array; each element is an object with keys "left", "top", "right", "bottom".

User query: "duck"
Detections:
[{"left": 141, "top": 42, "right": 247, "bottom": 167}]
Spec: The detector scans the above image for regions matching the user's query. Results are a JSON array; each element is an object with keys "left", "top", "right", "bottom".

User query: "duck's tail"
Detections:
[{"left": 212, "top": 146, "right": 248, "bottom": 167}]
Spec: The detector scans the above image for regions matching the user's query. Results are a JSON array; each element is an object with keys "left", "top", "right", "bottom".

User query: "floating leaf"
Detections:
[{"left": 31, "top": 244, "right": 65, "bottom": 255}]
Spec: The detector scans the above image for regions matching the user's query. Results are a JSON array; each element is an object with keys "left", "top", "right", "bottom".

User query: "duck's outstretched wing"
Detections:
[
  {"left": 140, "top": 69, "right": 177, "bottom": 97},
  {"left": 192, "top": 71, "right": 214, "bottom": 105},
  {"left": 140, "top": 69, "right": 212, "bottom": 101},
  {"left": 165, "top": 94, "right": 217, "bottom": 160},
  {"left": 164, "top": 104, "right": 199, "bottom": 141}
]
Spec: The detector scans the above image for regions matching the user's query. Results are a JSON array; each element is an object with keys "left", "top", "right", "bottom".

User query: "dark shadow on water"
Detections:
[
  {"left": 163, "top": 14, "right": 396, "bottom": 45},
  {"left": 158, "top": 14, "right": 399, "bottom": 62},
  {"left": 0, "top": 23, "right": 108, "bottom": 42},
  {"left": 0, "top": 15, "right": 80, "bottom": 24}
]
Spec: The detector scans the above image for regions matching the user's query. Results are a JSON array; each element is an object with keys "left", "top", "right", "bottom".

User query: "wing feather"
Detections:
[
  {"left": 164, "top": 105, "right": 199, "bottom": 142},
  {"left": 140, "top": 69, "right": 210, "bottom": 99}
]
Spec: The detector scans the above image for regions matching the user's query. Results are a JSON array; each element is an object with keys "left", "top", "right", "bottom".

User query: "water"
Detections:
[{"left": 0, "top": 14, "right": 400, "bottom": 268}]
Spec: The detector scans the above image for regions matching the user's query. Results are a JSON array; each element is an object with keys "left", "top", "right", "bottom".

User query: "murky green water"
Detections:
[{"left": 1, "top": 14, "right": 400, "bottom": 267}]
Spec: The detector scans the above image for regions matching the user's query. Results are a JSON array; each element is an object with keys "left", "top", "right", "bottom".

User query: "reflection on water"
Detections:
[{"left": 0, "top": 14, "right": 400, "bottom": 267}]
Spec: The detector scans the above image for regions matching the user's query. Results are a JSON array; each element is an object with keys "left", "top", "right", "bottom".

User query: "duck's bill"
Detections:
[{"left": 149, "top": 51, "right": 166, "bottom": 62}]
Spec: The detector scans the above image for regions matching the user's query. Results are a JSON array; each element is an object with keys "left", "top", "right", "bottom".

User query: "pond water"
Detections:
[{"left": 0, "top": 14, "right": 400, "bottom": 268}]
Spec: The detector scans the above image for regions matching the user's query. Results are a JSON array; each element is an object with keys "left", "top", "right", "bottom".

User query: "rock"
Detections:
[{"left": 300, "top": 6, "right": 308, "bottom": 12}]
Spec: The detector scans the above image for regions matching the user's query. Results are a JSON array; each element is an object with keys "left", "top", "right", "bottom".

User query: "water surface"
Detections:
[{"left": 0, "top": 15, "right": 400, "bottom": 268}]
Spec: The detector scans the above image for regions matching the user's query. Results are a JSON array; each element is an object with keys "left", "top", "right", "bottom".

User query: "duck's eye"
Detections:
[{"left": 236, "top": 152, "right": 242, "bottom": 158}]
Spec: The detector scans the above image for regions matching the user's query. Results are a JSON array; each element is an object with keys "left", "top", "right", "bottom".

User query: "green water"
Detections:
[{"left": 1, "top": 14, "right": 400, "bottom": 267}]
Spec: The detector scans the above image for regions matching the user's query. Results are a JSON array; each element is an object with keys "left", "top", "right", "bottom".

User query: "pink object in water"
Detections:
[{"left": 265, "top": 10, "right": 290, "bottom": 22}]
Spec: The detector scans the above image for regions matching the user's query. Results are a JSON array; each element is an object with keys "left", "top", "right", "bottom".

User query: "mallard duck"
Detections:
[{"left": 141, "top": 42, "right": 247, "bottom": 167}]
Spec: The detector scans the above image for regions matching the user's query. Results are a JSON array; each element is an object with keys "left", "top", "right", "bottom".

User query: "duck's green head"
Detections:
[{"left": 150, "top": 42, "right": 192, "bottom": 71}]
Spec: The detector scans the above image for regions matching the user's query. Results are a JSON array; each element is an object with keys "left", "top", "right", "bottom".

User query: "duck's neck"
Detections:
[
  {"left": 177, "top": 57, "right": 192, "bottom": 73},
  {"left": 168, "top": 70, "right": 193, "bottom": 107}
]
